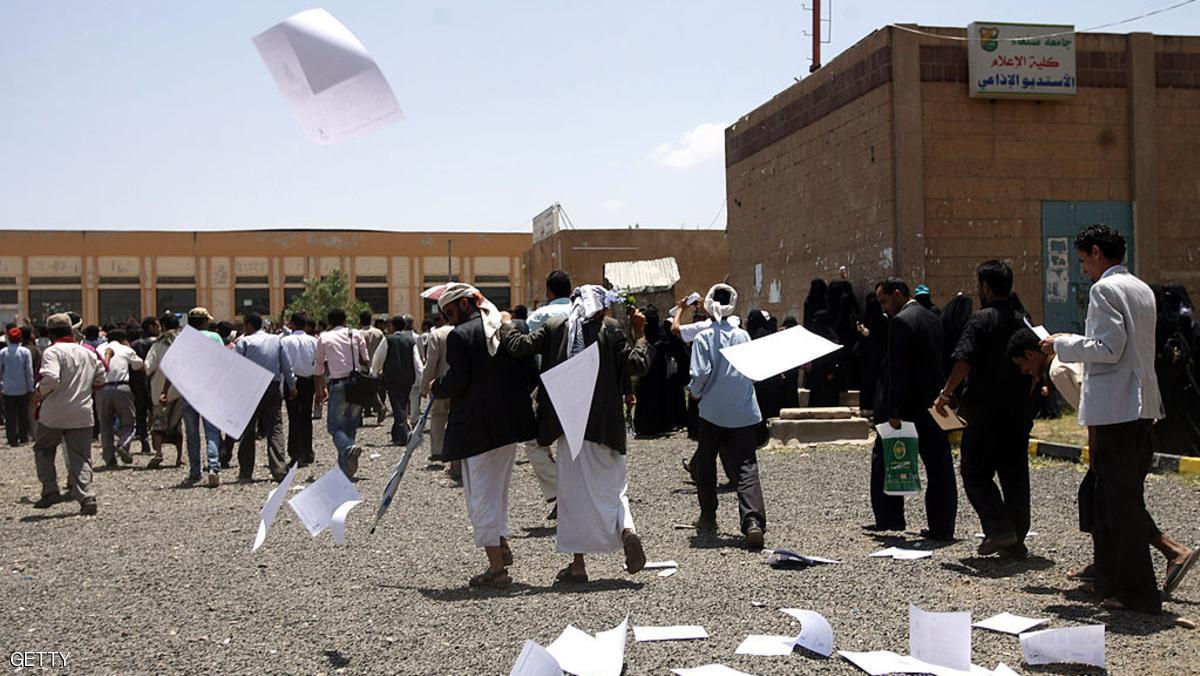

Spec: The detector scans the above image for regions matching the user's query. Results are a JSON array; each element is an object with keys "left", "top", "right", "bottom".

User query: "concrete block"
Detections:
[
  {"left": 779, "top": 406, "right": 859, "bottom": 420},
  {"left": 768, "top": 417, "right": 872, "bottom": 444}
]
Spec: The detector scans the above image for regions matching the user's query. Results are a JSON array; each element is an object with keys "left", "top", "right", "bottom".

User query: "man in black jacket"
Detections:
[
  {"left": 500, "top": 285, "right": 653, "bottom": 583},
  {"left": 433, "top": 284, "right": 536, "bottom": 588},
  {"left": 866, "top": 277, "right": 957, "bottom": 540},
  {"left": 373, "top": 315, "right": 417, "bottom": 445}
]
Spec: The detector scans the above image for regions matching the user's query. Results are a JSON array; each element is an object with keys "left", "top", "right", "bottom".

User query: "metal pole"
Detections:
[
  {"left": 810, "top": 0, "right": 822, "bottom": 72},
  {"left": 447, "top": 240, "right": 452, "bottom": 283}
]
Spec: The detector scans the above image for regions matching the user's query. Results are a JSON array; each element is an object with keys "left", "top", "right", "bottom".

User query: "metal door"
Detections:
[{"left": 1041, "top": 201, "right": 1134, "bottom": 334}]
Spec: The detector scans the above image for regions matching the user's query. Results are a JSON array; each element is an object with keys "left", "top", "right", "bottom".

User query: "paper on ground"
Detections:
[
  {"left": 720, "top": 324, "right": 841, "bottom": 382},
  {"left": 975, "top": 531, "right": 1038, "bottom": 538},
  {"left": 671, "top": 665, "right": 756, "bottom": 676},
  {"left": 159, "top": 326, "right": 274, "bottom": 437},
  {"left": 735, "top": 635, "right": 794, "bottom": 656},
  {"left": 253, "top": 8, "right": 403, "bottom": 144},
  {"left": 539, "top": 342, "right": 600, "bottom": 460},
  {"left": 910, "top": 604, "right": 971, "bottom": 672},
  {"left": 1023, "top": 316, "right": 1051, "bottom": 340},
  {"left": 839, "top": 650, "right": 991, "bottom": 676},
  {"left": 644, "top": 560, "right": 679, "bottom": 569},
  {"left": 768, "top": 548, "right": 841, "bottom": 566},
  {"left": 545, "top": 615, "right": 627, "bottom": 676},
  {"left": 632, "top": 625, "right": 708, "bottom": 642},
  {"left": 973, "top": 612, "right": 1048, "bottom": 635},
  {"left": 288, "top": 466, "right": 363, "bottom": 543},
  {"left": 252, "top": 462, "right": 299, "bottom": 551},
  {"left": 869, "top": 547, "right": 932, "bottom": 560},
  {"left": 510, "top": 640, "right": 563, "bottom": 676},
  {"left": 658, "top": 568, "right": 678, "bottom": 578},
  {"left": 1019, "top": 625, "right": 1104, "bottom": 668},
  {"left": 780, "top": 609, "right": 834, "bottom": 657},
  {"left": 992, "top": 664, "right": 1019, "bottom": 676}
]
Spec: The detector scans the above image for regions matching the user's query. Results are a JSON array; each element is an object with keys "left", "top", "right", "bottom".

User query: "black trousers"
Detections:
[
  {"left": 1091, "top": 420, "right": 1160, "bottom": 612},
  {"left": 3, "top": 394, "right": 30, "bottom": 445},
  {"left": 385, "top": 379, "right": 413, "bottom": 445},
  {"left": 870, "top": 417, "right": 957, "bottom": 536},
  {"left": 1077, "top": 468, "right": 1162, "bottom": 538},
  {"left": 238, "top": 386, "right": 288, "bottom": 480},
  {"left": 695, "top": 418, "right": 767, "bottom": 534},
  {"left": 131, "top": 380, "right": 151, "bottom": 443},
  {"left": 286, "top": 376, "right": 315, "bottom": 463},
  {"left": 960, "top": 419, "right": 1031, "bottom": 541}
]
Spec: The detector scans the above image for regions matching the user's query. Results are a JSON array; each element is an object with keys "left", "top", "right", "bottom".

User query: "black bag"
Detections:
[{"left": 342, "top": 328, "right": 380, "bottom": 407}]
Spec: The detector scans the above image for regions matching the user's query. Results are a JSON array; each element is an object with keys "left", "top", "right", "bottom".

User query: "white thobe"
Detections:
[
  {"left": 461, "top": 443, "right": 518, "bottom": 547},
  {"left": 555, "top": 438, "right": 635, "bottom": 554}
]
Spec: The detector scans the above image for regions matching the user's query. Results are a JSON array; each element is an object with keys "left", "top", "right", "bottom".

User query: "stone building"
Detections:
[
  {"left": 725, "top": 24, "right": 1200, "bottom": 332},
  {"left": 0, "top": 230, "right": 528, "bottom": 325}
]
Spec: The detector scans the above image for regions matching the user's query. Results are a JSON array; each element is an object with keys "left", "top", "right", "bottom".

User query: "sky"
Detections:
[{"left": 0, "top": 1, "right": 1195, "bottom": 233}]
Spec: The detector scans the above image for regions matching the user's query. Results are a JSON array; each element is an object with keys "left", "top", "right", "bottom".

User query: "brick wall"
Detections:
[
  {"left": 725, "top": 28, "right": 895, "bottom": 318},
  {"left": 1155, "top": 35, "right": 1200, "bottom": 302}
]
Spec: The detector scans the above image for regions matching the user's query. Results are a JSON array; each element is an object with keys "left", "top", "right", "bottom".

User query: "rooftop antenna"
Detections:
[{"left": 802, "top": 0, "right": 832, "bottom": 72}]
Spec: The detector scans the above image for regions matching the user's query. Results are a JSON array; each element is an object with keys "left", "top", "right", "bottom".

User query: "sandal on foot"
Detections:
[
  {"left": 555, "top": 566, "right": 588, "bottom": 584},
  {"left": 623, "top": 531, "right": 646, "bottom": 574},
  {"left": 501, "top": 544, "right": 514, "bottom": 567},
  {"left": 469, "top": 568, "right": 512, "bottom": 588},
  {"left": 1067, "top": 564, "right": 1097, "bottom": 581},
  {"left": 1165, "top": 549, "right": 1200, "bottom": 599}
]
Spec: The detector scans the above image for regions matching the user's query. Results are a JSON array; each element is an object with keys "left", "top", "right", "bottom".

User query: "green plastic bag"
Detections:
[{"left": 877, "top": 421, "right": 921, "bottom": 496}]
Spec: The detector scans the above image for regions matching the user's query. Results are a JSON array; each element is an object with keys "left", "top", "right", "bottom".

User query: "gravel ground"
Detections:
[{"left": 1, "top": 421, "right": 1197, "bottom": 675}]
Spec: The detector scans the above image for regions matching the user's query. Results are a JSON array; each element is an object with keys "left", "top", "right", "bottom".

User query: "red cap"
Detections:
[{"left": 6, "top": 327, "right": 21, "bottom": 340}]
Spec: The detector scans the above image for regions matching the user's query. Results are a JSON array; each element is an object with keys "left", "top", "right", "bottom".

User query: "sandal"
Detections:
[
  {"left": 501, "top": 544, "right": 514, "bottom": 567},
  {"left": 1165, "top": 549, "right": 1199, "bottom": 599},
  {"left": 555, "top": 566, "right": 589, "bottom": 584},
  {"left": 623, "top": 531, "right": 646, "bottom": 574},
  {"left": 469, "top": 568, "right": 512, "bottom": 588},
  {"left": 1066, "top": 564, "right": 1096, "bottom": 581}
]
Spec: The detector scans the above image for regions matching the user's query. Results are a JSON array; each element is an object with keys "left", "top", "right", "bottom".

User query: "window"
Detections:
[
  {"left": 284, "top": 287, "right": 306, "bottom": 306},
  {"left": 356, "top": 287, "right": 388, "bottom": 314},
  {"left": 157, "top": 288, "right": 196, "bottom": 316},
  {"left": 234, "top": 288, "right": 271, "bottom": 316},
  {"left": 0, "top": 290, "right": 16, "bottom": 305},
  {"left": 478, "top": 286, "right": 511, "bottom": 311},
  {"left": 28, "top": 289, "right": 82, "bottom": 320},
  {"left": 98, "top": 289, "right": 141, "bottom": 325}
]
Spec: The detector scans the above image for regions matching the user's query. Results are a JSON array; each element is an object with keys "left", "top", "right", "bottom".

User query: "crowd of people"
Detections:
[{"left": 2, "top": 225, "right": 1197, "bottom": 611}]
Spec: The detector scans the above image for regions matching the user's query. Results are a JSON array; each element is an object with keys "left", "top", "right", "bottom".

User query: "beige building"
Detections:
[
  {"left": 0, "top": 230, "right": 528, "bottom": 325},
  {"left": 726, "top": 25, "right": 1200, "bottom": 332}
]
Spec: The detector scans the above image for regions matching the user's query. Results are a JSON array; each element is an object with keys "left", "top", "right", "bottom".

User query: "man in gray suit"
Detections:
[
  {"left": 1043, "top": 224, "right": 1164, "bottom": 614},
  {"left": 372, "top": 315, "right": 417, "bottom": 446}
]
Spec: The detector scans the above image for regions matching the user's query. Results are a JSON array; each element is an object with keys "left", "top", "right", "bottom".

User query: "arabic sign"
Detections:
[
  {"left": 968, "top": 22, "right": 1076, "bottom": 99},
  {"left": 532, "top": 204, "right": 560, "bottom": 244}
]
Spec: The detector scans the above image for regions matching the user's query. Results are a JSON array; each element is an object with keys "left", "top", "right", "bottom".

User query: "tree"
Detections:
[{"left": 283, "top": 270, "right": 371, "bottom": 325}]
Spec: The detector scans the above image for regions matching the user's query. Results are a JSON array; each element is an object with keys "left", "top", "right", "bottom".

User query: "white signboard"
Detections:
[
  {"left": 532, "top": 205, "right": 561, "bottom": 244},
  {"left": 968, "top": 22, "right": 1076, "bottom": 99}
]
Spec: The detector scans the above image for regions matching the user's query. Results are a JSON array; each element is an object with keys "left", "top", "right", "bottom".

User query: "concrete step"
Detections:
[
  {"left": 768, "top": 417, "right": 872, "bottom": 445},
  {"left": 795, "top": 389, "right": 861, "bottom": 408},
  {"left": 779, "top": 406, "right": 859, "bottom": 420}
]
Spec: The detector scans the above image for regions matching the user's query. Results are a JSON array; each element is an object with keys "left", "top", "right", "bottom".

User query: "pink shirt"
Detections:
[{"left": 313, "top": 327, "right": 368, "bottom": 379}]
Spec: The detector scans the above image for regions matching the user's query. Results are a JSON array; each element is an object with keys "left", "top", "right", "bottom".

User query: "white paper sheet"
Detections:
[
  {"left": 839, "top": 650, "right": 989, "bottom": 676},
  {"left": 252, "top": 462, "right": 298, "bottom": 551},
  {"left": 539, "top": 342, "right": 600, "bottom": 461},
  {"left": 735, "top": 635, "right": 794, "bottom": 656},
  {"left": 992, "top": 664, "right": 1019, "bottom": 676},
  {"left": 910, "top": 604, "right": 971, "bottom": 672},
  {"left": 644, "top": 560, "right": 679, "bottom": 569},
  {"left": 1019, "top": 625, "right": 1104, "bottom": 668},
  {"left": 780, "top": 609, "right": 834, "bottom": 657},
  {"left": 330, "top": 499, "right": 363, "bottom": 545},
  {"left": 671, "top": 665, "right": 756, "bottom": 676},
  {"left": 253, "top": 8, "right": 403, "bottom": 144},
  {"left": 546, "top": 616, "right": 627, "bottom": 676},
  {"left": 287, "top": 466, "right": 363, "bottom": 540},
  {"left": 510, "top": 640, "right": 563, "bottom": 676},
  {"left": 658, "top": 568, "right": 678, "bottom": 578},
  {"left": 1023, "top": 316, "right": 1051, "bottom": 340},
  {"left": 973, "top": 612, "right": 1048, "bottom": 635},
  {"left": 632, "top": 625, "right": 708, "bottom": 642},
  {"left": 669, "top": 293, "right": 703, "bottom": 317},
  {"left": 927, "top": 405, "right": 968, "bottom": 432},
  {"left": 869, "top": 547, "right": 932, "bottom": 560},
  {"left": 159, "top": 326, "right": 274, "bottom": 438},
  {"left": 720, "top": 324, "right": 841, "bottom": 382}
]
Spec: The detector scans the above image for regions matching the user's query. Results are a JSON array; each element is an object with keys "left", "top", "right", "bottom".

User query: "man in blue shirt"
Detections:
[
  {"left": 1, "top": 326, "right": 35, "bottom": 446},
  {"left": 234, "top": 312, "right": 296, "bottom": 483},
  {"left": 688, "top": 284, "right": 766, "bottom": 550}
]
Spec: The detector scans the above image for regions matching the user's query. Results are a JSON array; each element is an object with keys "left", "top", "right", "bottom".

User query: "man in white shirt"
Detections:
[
  {"left": 282, "top": 312, "right": 319, "bottom": 466},
  {"left": 1042, "top": 225, "right": 1166, "bottom": 614},
  {"left": 97, "top": 327, "right": 144, "bottom": 468}
]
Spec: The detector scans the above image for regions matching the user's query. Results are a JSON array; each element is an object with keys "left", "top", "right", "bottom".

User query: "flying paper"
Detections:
[
  {"left": 252, "top": 462, "right": 299, "bottom": 551},
  {"left": 159, "top": 326, "right": 274, "bottom": 437},
  {"left": 973, "top": 612, "right": 1048, "bottom": 635},
  {"left": 780, "top": 609, "right": 834, "bottom": 657},
  {"left": 632, "top": 625, "right": 708, "bottom": 642},
  {"left": 545, "top": 616, "right": 628, "bottom": 676},
  {"left": 510, "top": 640, "right": 563, "bottom": 676},
  {"left": 910, "top": 604, "right": 971, "bottom": 672},
  {"left": 1019, "top": 625, "right": 1105, "bottom": 669},
  {"left": 288, "top": 466, "right": 363, "bottom": 545},
  {"left": 539, "top": 342, "right": 601, "bottom": 460},
  {"left": 253, "top": 8, "right": 403, "bottom": 144},
  {"left": 720, "top": 324, "right": 841, "bottom": 382}
]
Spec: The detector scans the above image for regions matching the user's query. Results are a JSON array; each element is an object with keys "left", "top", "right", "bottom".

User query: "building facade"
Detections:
[
  {"left": 726, "top": 25, "right": 1200, "bottom": 332},
  {"left": 0, "top": 230, "right": 528, "bottom": 325}
]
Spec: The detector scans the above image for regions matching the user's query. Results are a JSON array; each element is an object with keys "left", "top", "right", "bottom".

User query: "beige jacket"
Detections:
[
  {"left": 420, "top": 325, "right": 454, "bottom": 394},
  {"left": 36, "top": 341, "right": 105, "bottom": 429}
]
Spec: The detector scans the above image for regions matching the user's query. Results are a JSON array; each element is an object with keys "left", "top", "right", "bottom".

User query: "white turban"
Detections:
[
  {"left": 704, "top": 283, "right": 737, "bottom": 322},
  {"left": 567, "top": 285, "right": 616, "bottom": 358},
  {"left": 438, "top": 283, "right": 501, "bottom": 356}
]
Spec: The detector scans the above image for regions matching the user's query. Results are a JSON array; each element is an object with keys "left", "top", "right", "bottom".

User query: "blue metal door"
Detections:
[{"left": 1041, "top": 202, "right": 1134, "bottom": 334}]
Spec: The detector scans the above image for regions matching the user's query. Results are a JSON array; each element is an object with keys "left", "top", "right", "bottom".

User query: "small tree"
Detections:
[{"left": 284, "top": 270, "right": 371, "bottom": 325}]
